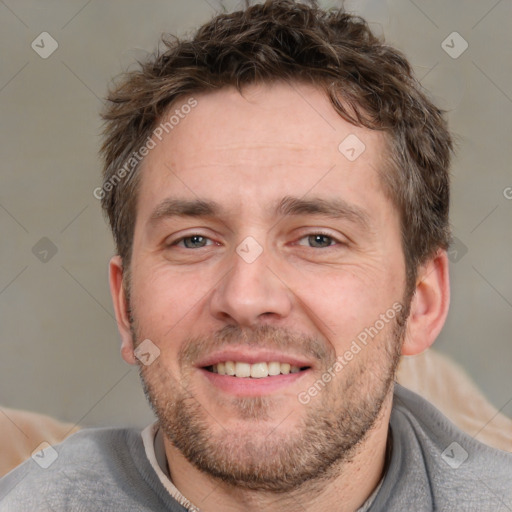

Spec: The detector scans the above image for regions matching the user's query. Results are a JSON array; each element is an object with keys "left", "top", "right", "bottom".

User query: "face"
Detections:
[{"left": 123, "top": 82, "right": 410, "bottom": 491}]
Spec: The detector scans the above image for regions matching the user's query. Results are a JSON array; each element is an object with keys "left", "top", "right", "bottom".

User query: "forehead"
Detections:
[{"left": 136, "top": 82, "right": 392, "bottom": 223}]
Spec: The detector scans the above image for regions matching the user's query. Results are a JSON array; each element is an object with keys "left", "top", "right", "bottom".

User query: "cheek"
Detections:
[
  {"left": 286, "top": 265, "right": 400, "bottom": 348},
  {"left": 130, "top": 263, "right": 212, "bottom": 338},
  {"left": 130, "top": 271, "right": 203, "bottom": 377}
]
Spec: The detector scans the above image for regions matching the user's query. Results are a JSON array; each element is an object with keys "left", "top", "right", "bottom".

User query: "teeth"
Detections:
[
  {"left": 250, "top": 362, "right": 268, "bottom": 378},
  {"left": 268, "top": 361, "right": 281, "bottom": 376},
  {"left": 224, "top": 361, "right": 236, "bottom": 376},
  {"left": 235, "top": 362, "right": 251, "bottom": 378},
  {"left": 209, "top": 361, "right": 306, "bottom": 378}
]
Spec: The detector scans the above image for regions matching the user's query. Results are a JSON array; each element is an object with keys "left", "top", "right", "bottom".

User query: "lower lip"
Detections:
[{"left": 199, "top": 368, "right": 309, "bottom": 396}]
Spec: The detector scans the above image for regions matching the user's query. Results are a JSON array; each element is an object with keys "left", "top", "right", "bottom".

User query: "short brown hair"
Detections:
[{"left": 100, "top": 0, "right": 452, "bottom": 292}]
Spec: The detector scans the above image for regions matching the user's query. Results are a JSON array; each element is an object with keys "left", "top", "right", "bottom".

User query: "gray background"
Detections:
[{"left": 1, "top": 0, "right": 511, "bottom": 429}]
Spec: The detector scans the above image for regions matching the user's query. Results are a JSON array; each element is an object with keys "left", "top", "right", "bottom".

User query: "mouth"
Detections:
[
  {"left": 203, "top": 361, "right": 311, "bottom": 378},
  {"left": 196, "top": 350, "right": 313, "bottom": 396}
]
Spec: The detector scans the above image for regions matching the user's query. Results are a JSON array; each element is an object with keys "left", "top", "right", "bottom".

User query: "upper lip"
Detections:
[{"left": 196, "top": 348, "right": 314, "bottom": 369}]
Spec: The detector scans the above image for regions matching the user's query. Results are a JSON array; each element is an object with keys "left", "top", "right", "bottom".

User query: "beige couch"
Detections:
[
  {"left": 0, "top": 408, "right": 79, "bottom": 477},
  {"left": 396, "top": 350, "right": 512, "bottom": 452},
  {"left": 1, "top": 349, "right": 511, "bottom": 477}
]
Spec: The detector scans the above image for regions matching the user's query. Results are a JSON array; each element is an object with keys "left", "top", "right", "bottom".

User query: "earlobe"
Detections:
[
  {"left": 109, "top": 255, "right": 137, "bottom": 365},
  {"left": 401, "top": 250, "right": 450, "bottom": 356}
]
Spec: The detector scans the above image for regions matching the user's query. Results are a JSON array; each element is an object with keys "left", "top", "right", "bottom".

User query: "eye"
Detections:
[
  {"left": 297, "top": 234, "right": 338, "bottom": 248},
  {"left": 174, "top": 235, "right": 213, "bottom": 249}
]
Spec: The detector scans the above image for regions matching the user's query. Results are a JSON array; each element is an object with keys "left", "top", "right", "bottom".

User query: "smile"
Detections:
[{"left": 205, "top": 361, "right": 310, "bottom": 378}]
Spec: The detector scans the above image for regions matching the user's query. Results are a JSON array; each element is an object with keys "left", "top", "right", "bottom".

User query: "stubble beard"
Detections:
[{"left": 134, "top": 310, "right": 408, "bottom": 493}]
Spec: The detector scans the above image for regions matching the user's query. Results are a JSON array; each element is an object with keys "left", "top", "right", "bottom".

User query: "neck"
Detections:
[{"left": 162, "top": 392, "right": 393, "bottom": 512}]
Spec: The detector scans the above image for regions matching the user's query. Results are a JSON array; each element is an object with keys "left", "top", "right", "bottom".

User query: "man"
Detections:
[{"left": 1, "top": 1, "right": 511, "bottom": 510}]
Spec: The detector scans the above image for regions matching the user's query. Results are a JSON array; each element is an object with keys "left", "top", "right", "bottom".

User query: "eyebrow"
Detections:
[
  {"left": 149, "top": 198, "right": 219, "bottom": 224},
  {"left": 275, "top": 196, "right": 371, "bottom": 229},
  {"left": 148, "top": 196, "right": 370, "bottom": 230}
]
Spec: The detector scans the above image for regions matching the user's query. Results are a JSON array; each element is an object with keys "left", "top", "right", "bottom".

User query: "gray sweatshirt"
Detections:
[{"left": 1, "top": 384, "right": 511, "bottom": 511}]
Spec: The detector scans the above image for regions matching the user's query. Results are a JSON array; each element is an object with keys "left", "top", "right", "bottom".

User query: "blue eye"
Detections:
[
  {"left": 177, "top": 235, "right": 212, "bottom": 248},
  {"left": 298, "top": 234, "right": 337, "bottom": 248}
]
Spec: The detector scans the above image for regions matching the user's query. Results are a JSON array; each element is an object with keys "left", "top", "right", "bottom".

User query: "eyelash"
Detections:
[
  {"left": 295, "top": 232, "right": 341, "bottom": 248},
  {"left": 170, "top": 234, "right": 215, "bottom": 249},
  {"left": 169, "top": 232, "right": 343, "bottom": 249}
]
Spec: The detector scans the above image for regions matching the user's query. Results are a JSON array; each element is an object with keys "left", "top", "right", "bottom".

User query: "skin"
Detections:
[{"left": 109, "top": 82, "right": 450, "bottom": 512}]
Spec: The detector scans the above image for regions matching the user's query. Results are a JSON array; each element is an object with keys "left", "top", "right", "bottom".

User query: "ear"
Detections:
[
  {"left": 401, "top": 249, "right": 450, "bottom": 356},
  {"left": 109, "top": 255, "right": 137, "bottom": 365}
]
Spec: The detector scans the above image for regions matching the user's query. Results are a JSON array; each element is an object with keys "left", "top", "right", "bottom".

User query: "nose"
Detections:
[{"left": 209, "top": 242, "right": 293, "bottom": 327}]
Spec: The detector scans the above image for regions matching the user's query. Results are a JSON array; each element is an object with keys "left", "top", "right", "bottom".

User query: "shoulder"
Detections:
[
  {"left": 0, "top": 427, "right": 171, "bottom": 511},
  {"left": 379, "top": 384, "right": 512, "bottom": 511}
]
